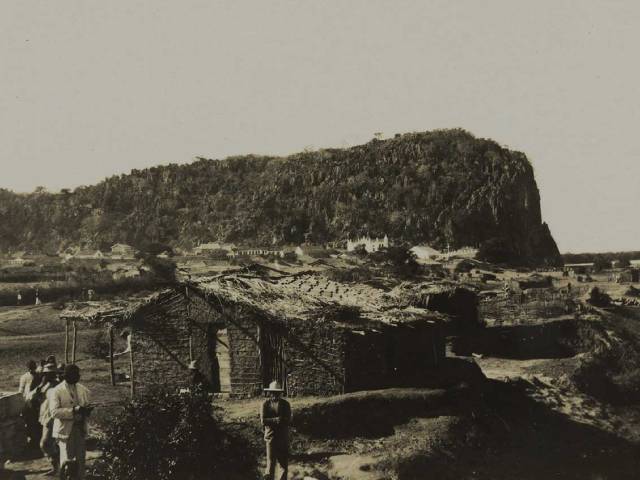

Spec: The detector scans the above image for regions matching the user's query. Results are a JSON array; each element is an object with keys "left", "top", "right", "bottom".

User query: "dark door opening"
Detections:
[{"left": 261, "top": 323, "right": 287, "bottom": 394}]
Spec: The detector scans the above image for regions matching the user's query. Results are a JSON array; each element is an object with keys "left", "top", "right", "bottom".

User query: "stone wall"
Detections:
[
  {"left": 0, "top": 392, "right": 27, "bottom": 463},
  {"left": 479, "top": 289, "right": 575, "bottom": 326}
]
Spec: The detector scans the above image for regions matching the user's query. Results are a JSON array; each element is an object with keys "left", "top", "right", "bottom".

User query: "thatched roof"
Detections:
[
  {"left": 188, "top": 272, "right": 447, "bottom": 330},
  {"left": 60, "top": 297, "right": 147, "bottom": 327},
  {"left": 61, "top": 272, "right": 451, "bottom": 331}
]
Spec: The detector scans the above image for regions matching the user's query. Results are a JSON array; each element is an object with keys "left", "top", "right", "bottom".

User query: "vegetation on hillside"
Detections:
[{"left": 0, "top": 129, "right": 561, "bottom": 265}]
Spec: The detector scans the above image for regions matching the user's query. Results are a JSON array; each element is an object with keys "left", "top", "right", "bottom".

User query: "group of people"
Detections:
[{"left": 19, "top": 359, "right": 91, "bottom": 479}]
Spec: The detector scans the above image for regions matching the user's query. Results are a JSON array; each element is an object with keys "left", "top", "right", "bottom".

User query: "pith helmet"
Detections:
[{"left": 264, "top": 380, "right": 284, "bottom": 392}]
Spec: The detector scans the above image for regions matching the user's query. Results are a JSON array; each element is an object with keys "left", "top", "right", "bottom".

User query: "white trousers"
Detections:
[{"left": 57, "top": 423, "right": 86, "bottom": 480}]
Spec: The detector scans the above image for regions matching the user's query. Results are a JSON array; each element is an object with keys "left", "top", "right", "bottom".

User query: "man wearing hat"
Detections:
[
  {"left": 50, "top": 364, "right": 92, "bottom": 480},
  {"left": 35, "top": 363, "right": 61, "bottom": 475},
  {"left": 260, "top": 380, "right": 291, "bottom": 480}
]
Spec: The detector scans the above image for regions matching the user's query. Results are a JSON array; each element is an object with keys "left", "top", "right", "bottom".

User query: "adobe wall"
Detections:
[
  {"left": 131, "top": 291, "right": 196, "bottom": 396},
  {"left": 132, "top": 290, "right": 264, "bottom": 398},
  {"left": 285, "top": 320, "right": 347, "bottom": 397},
  {"left": 479, "top": 289, "right": 575, "bottom": 326}
]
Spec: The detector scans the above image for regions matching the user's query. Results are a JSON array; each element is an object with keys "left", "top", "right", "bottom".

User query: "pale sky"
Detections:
[{"left": 1, "top": 1, "right": 639, "bottom": 253}]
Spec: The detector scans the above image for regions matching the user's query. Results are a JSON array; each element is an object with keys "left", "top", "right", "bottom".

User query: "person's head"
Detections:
[
  {"left": 64, "top": 364, "right": 80, "bottom": 384},
  {"left": 26, "top": 360, "right": 37, "bottom": 372},
  {"left": 42, "top": 363, "right": 58, "bottom": 383},
  {"left": 264, "top": 380, "right": 284, "bottom": 398},
  {"left": 46, "top": 355, "right": 57, "bottom": 365}
]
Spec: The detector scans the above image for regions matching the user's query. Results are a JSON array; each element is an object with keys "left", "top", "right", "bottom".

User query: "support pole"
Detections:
[
  {"left": 64, "top": 319, "right": 70, "bottom": 364},
  {"left": 71, "top": 320, "right": 78, "bottom": 364},
  {"left": 129, "top": 332, "right": 135, "bottom": 399},
  {"left": 109, "top": 326, "right": 115, "bottom": 386}
]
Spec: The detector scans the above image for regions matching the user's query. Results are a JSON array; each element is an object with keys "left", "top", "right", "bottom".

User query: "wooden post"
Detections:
[
  {"left": 129, "top": 331, "right": 135, "bottom": 399},
  {"left": 71, "top": 320, "right": 78, "bottom": 364},
  {"left": 64, "top": 319, "right": 70, "bottom": 364},
  {"left": 109, "top": 326, "right": 115, "bottom": 386}
]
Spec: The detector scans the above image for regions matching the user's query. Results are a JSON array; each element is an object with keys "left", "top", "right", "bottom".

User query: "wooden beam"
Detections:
[
  {"left": 71, "top": 320, "right": 78, "bottom": 364},
  {"left": 109, "top": 326, "right": 115, "bottom": 386},
  {"left": 129, "top": 331, "right": 135, "bottom": 399},
  {"left": 64, "top": 319, "right": 70, "bottom": 364}
]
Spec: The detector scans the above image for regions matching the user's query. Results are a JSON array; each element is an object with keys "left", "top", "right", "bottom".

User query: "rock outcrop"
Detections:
[{"left": 0, "top": 129, "right": 561, "bottom": 265}]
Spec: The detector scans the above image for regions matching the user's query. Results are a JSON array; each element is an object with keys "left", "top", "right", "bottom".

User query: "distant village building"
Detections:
[
  {"left": 615, "top": 269, "right": 640, "bottom": 284},
  {"left": 563, "top": 263, "right": 595, "bottom": 277},
  {"left": 6, "top": 258, "right": 26, "bottom": 266},
  {"left": 227, "top": 248, "right": 284, "bottom": 259},
  {"left": 346, "top": 235, "right": 389, "bottom": 253},
  {"left": 294, "top": 245, "right": 331, "bottom": 259},
  {"left": 194, "top": 242, "right": 233, "bottom": 255},
  {"left": 440, "top": 246, "right": 478, "bottom": 260},
  {"left": 410, "top": 245, "right": 442, "bottom": 261},
  {"left": 111, "top": 243, "right": 136, "bottom": 259}
]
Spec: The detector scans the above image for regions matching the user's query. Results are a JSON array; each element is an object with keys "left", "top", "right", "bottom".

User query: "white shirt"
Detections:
[{"left": 18, "top": 371, "right": 34, "bottom": 399}]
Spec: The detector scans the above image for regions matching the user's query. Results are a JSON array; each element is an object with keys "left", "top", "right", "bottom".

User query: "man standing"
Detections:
[
  {"left": 19, "top": 360, "right": 42, "bottom": 449},
  {"left": 18, "top": 360, "right": 37, "bottom": 400},
  {"left": 260, "top": 381, "right": 291, "bottom": 480},
  {"left": 50, "top": 364, "right": 92, "bottom": 480},
  {"left": 33, "top": 363, "right": 61, "bottom": 476}
]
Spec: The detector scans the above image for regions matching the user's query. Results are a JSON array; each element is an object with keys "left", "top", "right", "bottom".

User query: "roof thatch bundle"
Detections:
[{"left": 60, "top": 298, "right": 143, "bottom": 327}]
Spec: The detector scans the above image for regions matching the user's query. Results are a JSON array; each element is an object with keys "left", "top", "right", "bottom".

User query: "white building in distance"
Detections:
[{"left": 346, "top": 235, "right": 389, "bottom": 253}]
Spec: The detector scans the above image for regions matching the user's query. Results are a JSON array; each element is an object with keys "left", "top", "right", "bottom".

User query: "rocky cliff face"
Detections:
[{"left": 0, "top": 129, "right": 561, "bottom": 265}]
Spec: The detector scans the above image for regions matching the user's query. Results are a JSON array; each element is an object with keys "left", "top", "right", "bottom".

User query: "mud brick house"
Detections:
[{"left": 64, "top": 269, "right": 448, "bottom": 398}]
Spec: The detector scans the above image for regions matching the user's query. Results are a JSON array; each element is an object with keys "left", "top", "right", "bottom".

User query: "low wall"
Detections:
[
  {"left": 0, "top": 392, "right": 27, "bottom": 463},
  {"left": 479, "top": 289, "right": 576, "bottom": 326}
]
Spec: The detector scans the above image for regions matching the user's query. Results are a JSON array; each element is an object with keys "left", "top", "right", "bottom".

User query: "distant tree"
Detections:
[
  {"left": 139, "top": 255, "right": 177, "bottom": 283},
  {"left": 138, "top": 242, "right": 174, "bottom": 257},
  {"left": 372, "top": 245, "right": 419, "bottom": 277},
  {"left": 593, "top": 257, "right": 611, "bottom": 273},
  {"left": 350, "top": 244, "right": 368, "bottom": 257},
  {"left": 477, "top": 237, "right": 516, "bottom": 265},
  {"left": 618, "top": 258, "right": 631, "bottom": 268}
]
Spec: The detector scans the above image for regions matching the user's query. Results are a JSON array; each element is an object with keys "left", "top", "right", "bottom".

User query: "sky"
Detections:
[{"left": 1, "top": 1, "right": 639, "bottom": 253}]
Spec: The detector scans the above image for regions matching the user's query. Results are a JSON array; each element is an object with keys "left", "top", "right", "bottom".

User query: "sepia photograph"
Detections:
[{"left": 1, "top": 1, "right": 639, "bottom": 479}]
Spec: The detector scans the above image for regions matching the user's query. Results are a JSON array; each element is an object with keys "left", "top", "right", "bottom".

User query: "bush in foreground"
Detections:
[{"left": 91, "top": 386, "right": 257, "bottom": 480}]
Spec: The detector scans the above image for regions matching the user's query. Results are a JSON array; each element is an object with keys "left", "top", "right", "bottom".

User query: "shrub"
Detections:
[
  {"left": 92, "top": 386, "right": 257, "bottom": 480},
  {"left": 86, "top": 330, "right": 111, "bottom": 360}
]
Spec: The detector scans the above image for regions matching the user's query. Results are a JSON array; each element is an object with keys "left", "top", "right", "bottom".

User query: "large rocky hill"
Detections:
[{"left": 0, "top": 129, "right": 561, "bottom": 265}]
